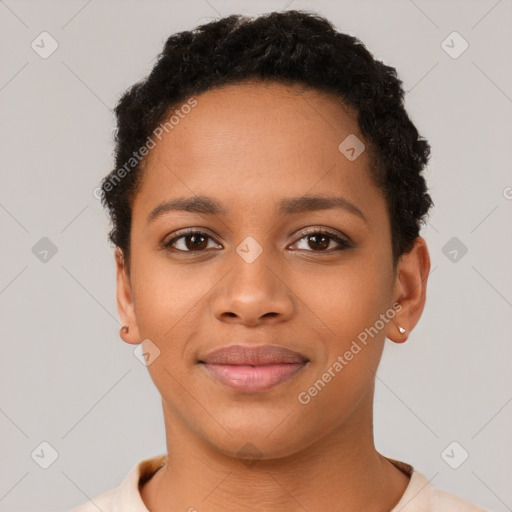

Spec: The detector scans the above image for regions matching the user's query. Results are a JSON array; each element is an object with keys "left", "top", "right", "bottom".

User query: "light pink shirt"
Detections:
[{"left": 72, "top": 454, "right": 487, "bottom": 511}]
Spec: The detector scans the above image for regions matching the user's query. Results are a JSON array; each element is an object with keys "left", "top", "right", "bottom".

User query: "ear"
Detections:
[
  {"left": 388, "top": 236, "right": 431, "bottom": 344},
  {"left": 115, "top": 247, "right": 141, "bottom": 344}
]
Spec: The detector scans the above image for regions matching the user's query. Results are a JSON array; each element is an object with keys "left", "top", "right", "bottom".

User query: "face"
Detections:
[{"left": 116, "top": 81, "right": 418, "bottom": 460}]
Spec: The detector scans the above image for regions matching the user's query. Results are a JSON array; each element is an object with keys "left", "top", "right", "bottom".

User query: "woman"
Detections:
[{"left": 74, "top": 10, "right": 485, "bottom": 511}]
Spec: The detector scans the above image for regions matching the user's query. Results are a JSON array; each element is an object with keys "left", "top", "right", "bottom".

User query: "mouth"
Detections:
[{"left": 198, "top": 344, "right": 309, "bottom": 393}]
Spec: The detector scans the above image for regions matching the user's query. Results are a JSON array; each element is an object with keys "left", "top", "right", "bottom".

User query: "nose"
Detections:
[{"left": 212, "top": 251, "right": 294, "bottom": 327}]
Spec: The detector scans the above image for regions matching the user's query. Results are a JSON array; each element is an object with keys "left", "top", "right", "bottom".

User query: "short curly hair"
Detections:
[{"left": 100, "top": 9, "right": 433, "bottom": 269}]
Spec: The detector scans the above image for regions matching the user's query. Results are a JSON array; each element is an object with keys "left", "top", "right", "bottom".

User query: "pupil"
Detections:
[
  {"left": 187, "top": 235, "right": 207, "bottom": 250},
  {"left": 309, "top": 234, "right": 329, "bottom": 250}
]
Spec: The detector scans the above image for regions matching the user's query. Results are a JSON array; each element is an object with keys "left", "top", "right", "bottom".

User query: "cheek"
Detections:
[
  {"left": 289, "top": 251, "right": 392, "bottom": 391},
  {"left": 130, "top": 265, "right": 205, "bottom": 396},
  {"left": 295, "top": 276, "right": 387, "bottom": 425},
  {"left": 290, "top": 254, "right": 390, "bottom": 337},
  {"left": 131, "top": 253, "right": 210, "bottom": 337}
]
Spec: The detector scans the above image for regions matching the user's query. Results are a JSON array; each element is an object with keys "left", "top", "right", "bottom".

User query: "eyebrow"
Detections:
[{"left": 146, "top": 194, "right": 368, "bottom": 225}]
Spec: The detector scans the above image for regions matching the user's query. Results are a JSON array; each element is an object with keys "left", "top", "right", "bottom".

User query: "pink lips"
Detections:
[{"left": 199, "top": 344, "right": 308, "bottom": 393}]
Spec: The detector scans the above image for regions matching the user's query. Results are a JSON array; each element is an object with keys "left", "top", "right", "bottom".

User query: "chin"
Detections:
[
  {"left": 200, "top": 416, "right": 317, "bottom": 462},
  {"left": 210, "top": 437, "right": 304, "bottom": 463}
]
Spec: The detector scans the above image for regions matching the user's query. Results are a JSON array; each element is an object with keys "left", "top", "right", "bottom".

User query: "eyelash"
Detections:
[{"left": 162, "top": 228, "right": 352, "bottom": 254}]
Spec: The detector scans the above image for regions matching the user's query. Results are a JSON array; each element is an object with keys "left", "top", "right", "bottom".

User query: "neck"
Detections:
[{"left": 141, "top": 393, "right": 410, "bottom": 512}]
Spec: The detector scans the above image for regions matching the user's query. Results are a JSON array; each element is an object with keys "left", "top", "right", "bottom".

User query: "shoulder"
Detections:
[
  {"left": 386, "top": 458, "right": 488, "bottom": 512},
  {"left": 70, "top": 454, "right": 167, "bottom": 512},
  {"left": 72, "top": 487, "right": 116, "bottom": 512},
  {"left": 431, "top": 486, "right": 488, "bottom": 512}
]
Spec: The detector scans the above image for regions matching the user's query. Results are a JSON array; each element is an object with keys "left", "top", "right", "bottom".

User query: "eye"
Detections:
[
  {"left": 163, "top": 230, "right": 222, "bottom": 252},
  {"left": 290, "top": 229, "right": 351, "bottom": 252},
  {"left": 162, "top": 228, "right": 351, "bottom": 254}
]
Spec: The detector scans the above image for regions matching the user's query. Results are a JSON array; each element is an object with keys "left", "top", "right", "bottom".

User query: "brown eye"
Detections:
[
  {"left": 164, "top": 231, "right": 221, "bottom": 252},
  {"left": 183, "top": 234, "right": 208, "bottom": 251},
  {"left": 291, "top": 229, "right": 351, "bottom": 252},
  {"left": 306, "top": 234, "right": 330, "bottom": 251}
]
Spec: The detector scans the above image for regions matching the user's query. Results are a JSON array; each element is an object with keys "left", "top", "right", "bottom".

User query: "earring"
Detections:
[
  {"left": 397, "top": 325, "right": 406, "bottom": 334},
  {"left": 120, "top": 325, "right": 129, "bottom": 334}
]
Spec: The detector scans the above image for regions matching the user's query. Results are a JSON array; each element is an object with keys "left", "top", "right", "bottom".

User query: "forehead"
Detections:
[
  {"left": 132, "top": 81, "right": 385, "bottom": 223},
  {"left": 161, "top": 81, "right": 361, "bottom": 161}
]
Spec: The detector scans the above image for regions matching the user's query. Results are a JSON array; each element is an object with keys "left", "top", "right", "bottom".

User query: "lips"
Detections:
[
  {"left": 200, "top": 344, "right": 308, "bottom": 365},
  {"left": 198, "top": 344, "right": 309, "bottom": 393}
]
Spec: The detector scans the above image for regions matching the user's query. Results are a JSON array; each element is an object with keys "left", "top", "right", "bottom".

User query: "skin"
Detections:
[{"left": 115, "top": 80, "right": 431, "bottom": 512}]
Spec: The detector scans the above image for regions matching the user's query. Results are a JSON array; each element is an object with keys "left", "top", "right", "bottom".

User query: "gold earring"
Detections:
[{"left": 120, "top": 325, "right": 129, "bottom": 334}]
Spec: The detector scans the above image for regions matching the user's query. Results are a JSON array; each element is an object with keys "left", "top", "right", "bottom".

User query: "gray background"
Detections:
[{"left": 0, "top": 0, "right": 511, "bottom": 511}]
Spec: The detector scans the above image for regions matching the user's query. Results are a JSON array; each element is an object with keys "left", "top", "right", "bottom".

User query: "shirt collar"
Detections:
[{"left": 112, "top": 454, "right": 167, "bottom": 512}]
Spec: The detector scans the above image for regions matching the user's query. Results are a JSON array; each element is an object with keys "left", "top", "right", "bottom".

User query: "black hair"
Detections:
[{"left": 100, "top": 9, "right": 433, "bottom": 269}]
